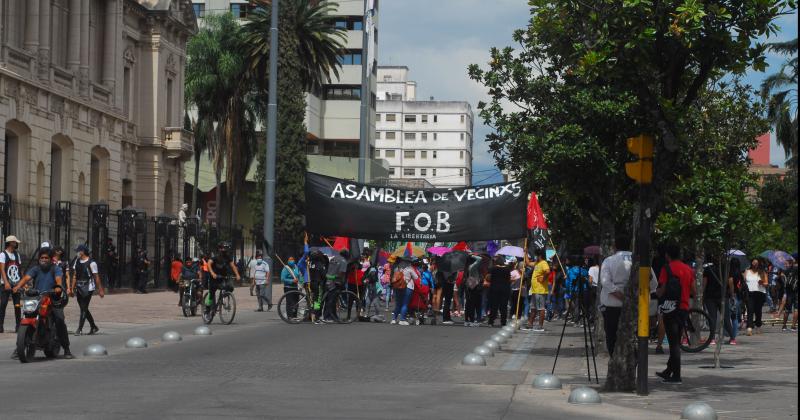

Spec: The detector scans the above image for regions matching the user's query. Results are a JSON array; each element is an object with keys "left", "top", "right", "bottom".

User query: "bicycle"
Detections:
[
  {"left": 277, "top": 282, "right": 361, "bottom": 324},
  {"left": 202, "top": 277, "right": 237, "bottom": 325},
  {"left": 680, "top": 307, "right": 714, "bottom": 353},
  {"left": 180, "top": 278, "right": 203, "bottom": 317}
]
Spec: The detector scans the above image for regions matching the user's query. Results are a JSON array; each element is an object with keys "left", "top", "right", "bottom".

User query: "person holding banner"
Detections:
[{"left": 524, "top": 248, "right": 550, "bottom": 332}]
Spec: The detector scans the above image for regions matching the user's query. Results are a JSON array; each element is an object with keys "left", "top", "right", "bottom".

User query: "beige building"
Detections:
[{"left": 1, "top": 0, "right": 196, "bottom": 217}]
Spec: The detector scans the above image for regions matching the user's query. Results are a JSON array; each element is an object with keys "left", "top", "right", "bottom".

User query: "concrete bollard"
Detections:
[
  {"left": 681, "top": 402, "right": 718, "bottom": 420},
  {"left": 473, "top": 345, "right": 494, "bottom": 357},
  {"left": 497, "top": 329, "right": 512, "bottom": 339},
  {"left": 83, "top": 344, "right": 108, "bottom": 357},
  {"left": 161, "top": 331, "right": 182, "bottom": 342},
  {"left": 490, "top": 333, "right": 507, "bottom": 344},
  {"left": 193, "top": 326, "right": 212, "bottom": 336},
  {"left": 567, "top": 387, "right": 601, "bottom": 404},
  {"left": 532, "top": 373, "right": 562, "bottom": 390},
  {"left": 125, "top": 337, "right": 148, "bottom": 349},
  {"left": 461, "top": 353, "right": 487, "bottom": 366},
  {"left": 482, "top": 340, "right": 500, "bottom": 351}
]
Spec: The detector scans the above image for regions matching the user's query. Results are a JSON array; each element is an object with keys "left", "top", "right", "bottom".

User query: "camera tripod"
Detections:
[{"left": 551, "top": 275, "right": 599, "bottom": 384}]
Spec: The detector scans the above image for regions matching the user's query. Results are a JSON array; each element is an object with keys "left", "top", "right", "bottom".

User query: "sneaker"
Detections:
[
  {"left": 74, "top": 330, "right": 83, "bottom": 336},
  {"left": 255, "top": 308, "right": 264, "bottom": 312},
  {"left": 661, "top": 377, "right": 682, "bottom": 384},
  {"left": 471, "top": 322, "right": 480, "bottom": 327},
  {"left": 398, "top": 320, "right": 410, "bottom": 326},
  {"left": 791, "top": 328, "right": 798, "bottom": 332},
  {"left": 464, "top": 322, "right": 471, "bottom": 327},
  {"left": 442, "top": 320, "right": 454, "bottom": 325},
  {"left": 655, "top": 346, "right": 665, "bottom": 355},
  {"left": 533, "top": 327, "right": 545, "bottom": 332},
  {"left": 313, "top": 320, "right": 323, "bottom": 325},
  {"left": 746, "top": 328, "right": 753, "bottom": 336},
  {"left": 655, "top": 370, "right": 670, "bottom": 380},
  {"left": 62, "top": 349, "right": 75, "bottom": 360},
  {"left": 782, "top": 327, "right": 788, "bottom": 331},
  {"left": 390, "top": 319, "right": 397, "bottom": 325},
  {"left": 727, "top": 339, "right": 737, "bottom": 345},
  {"left": 267, "top": 304, "right": 274, "bottom": 311},
  {"left": 709, "top": 339, "right": 716, "bottom": 346},
  {"left": 520, "top": 325, "right": 532, "bottom": 331},
  {"left": 11, "top": 349, "right": 18, "bottom": 360},
  {"left": 88, "top": 326, "right": 99, "bottom": 336}
]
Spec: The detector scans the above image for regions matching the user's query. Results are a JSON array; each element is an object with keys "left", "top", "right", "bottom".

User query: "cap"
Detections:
[
  {"left": 75, "top": 244, "right": 90, "bottom": 254},
  {"left": 4, "top": 235, "right": 20, "bottom": 244},
  {"left": 40, "top": 241, "right": 51, "bottom": 249}
]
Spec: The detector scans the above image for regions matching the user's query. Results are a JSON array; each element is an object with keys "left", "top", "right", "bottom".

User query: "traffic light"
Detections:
[{"left": 625, "top": 134, "right": 654, "bottom": 184}]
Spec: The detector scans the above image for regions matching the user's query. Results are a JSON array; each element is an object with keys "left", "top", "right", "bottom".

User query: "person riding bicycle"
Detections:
[
  {"left": 307, "top": 250, "right": 329, "bottom": 323},
  {"left": 206, "top": 242, "right": 241, "bottom": 314},
  {"left": 12, "top": 248, "right": 74, "bottom": 359}
]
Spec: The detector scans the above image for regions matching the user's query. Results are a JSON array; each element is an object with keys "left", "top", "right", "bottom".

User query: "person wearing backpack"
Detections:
[
  {"left": 69, "top": 245, "right": 105, "bottom": 335},
  {"left": 0, "top": 235, "right": 23, "bottom": 333},
  {"left": 656, "top": 244, "right": 695, "bottom": 385}
]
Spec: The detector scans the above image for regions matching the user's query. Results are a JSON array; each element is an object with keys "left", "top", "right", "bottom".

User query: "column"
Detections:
[
  {"left": 67, "top": 0, "right": 81, "bottom": 71},
  {"left": 38, "top": 0, "right": 51, "bottom": 79},
  {"left": 25, "top": 0, "right": 41, "bottom": 51},
  {"left": 79, "top": 0, "right": 90, "bottom": 94},
  {"left": 102, "top": 0, "right": 117, "bottom": 87}
]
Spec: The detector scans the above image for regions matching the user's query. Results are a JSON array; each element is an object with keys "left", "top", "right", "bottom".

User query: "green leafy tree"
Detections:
[
  {"left": 243, "top": 0, "right": 346, "bottom": 253},
  {"left": 471, "top": 0, "right": 792, "bottom": 391},
  {"left": 761, "top": 38, "right": 798, "bottom": 167},
  {"left": 757, "top": 172, "right": 798, "bottom": 251}
]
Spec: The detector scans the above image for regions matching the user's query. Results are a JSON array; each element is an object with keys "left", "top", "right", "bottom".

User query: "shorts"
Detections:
[
  {"left": 785, "top": 294, "right": 797, "bottom": 312},
  {"left": 530, "top": 294, "right": 546, "bottom": 310}
]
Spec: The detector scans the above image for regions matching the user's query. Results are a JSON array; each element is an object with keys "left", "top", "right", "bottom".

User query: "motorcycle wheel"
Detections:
[
  {"left": 16, "top": 325, "right": 36, "bottom": 363},
  {"left": 181, "top": 292, "right": 192, "bottom": 317}
]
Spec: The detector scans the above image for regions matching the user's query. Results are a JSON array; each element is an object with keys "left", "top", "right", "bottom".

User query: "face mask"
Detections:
[{"left": 288, "top": 261, "right": 296, "bottom": 267}]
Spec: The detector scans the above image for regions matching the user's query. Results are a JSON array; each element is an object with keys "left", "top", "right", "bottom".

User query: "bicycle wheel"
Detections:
[
  {"left": 202, "top": 291, "right": 215, "bottom": 324},
  {"left": 680, "top": 308, "right": 714, "bottom": 353},
  {"left": 218, "top": 292, "right": 236, "bottom": 325},
  {"left": 335, "top": 290, "right": 360, "bottom": 324},
  {"left": 278, "top": 291, "right": 309, "bottom": 324}
]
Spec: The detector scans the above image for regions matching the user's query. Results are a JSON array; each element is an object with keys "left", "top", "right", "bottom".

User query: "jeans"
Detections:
[
  {"left": 747, "top": 291, "right": 766, "bottom": 328},
  {"left": 0, "top": 289, "right": 21, "bottom": 330},
  {"left": 442, "top": 283, "right": 454, "bottom": 321},
  {"left": 465, "top": 287, "right": 482, "bottom": 323},
  {"left": 50, "top": 306, "right": 70, "bottom": 350},
  {"left": 728, "top": 297, "right": 739, "bottom": 339},
  {"left": 76, "top": 291, "right": 96, "bottom": 332},
  {"left": 392, "top": 288, "right": 410, "bottom": 321},
  {"left": 602, "top": 306, "right": 622, "bottom": 356},
  {"left": 488, "top": 287, "right": 510, "bottom": 326},
  {"left": 663, "top": 310, "right": 686, "bottom": 379},
  {"left": 257, "top": 284, "right": 273, "bottom": 309}
]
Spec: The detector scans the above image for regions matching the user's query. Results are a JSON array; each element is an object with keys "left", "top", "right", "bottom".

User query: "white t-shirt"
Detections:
[
  {"left": 72, "top": 257, "right": 99, "bottom": 291},
  {"left": 588, "top": 266, "right": 600, "bottom": 287},
  {"left": 744, "top": 269, "right": 766, "bottom": 294},
  {"left": 0, "top": 251, "right": 20, "bottom": 285},
  {"left": 402, "top": 266, "right": 418, "bottom": 291},
  {"left": 248, "top": 259, "right": 270, "bottom": 285}
]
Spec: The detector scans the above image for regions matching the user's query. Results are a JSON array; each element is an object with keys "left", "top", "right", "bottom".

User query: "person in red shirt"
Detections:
[{"left": 656, "top": 244, "right": 696, "bottom": 385}]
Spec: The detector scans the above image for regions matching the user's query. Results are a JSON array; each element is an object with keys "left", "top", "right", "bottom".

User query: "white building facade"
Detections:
[
  {"left": 375, "top": 66, "right": 473, "bottom": 188},
  {"left": 1, "top": 0, "right": 196, "bottom": 216}
]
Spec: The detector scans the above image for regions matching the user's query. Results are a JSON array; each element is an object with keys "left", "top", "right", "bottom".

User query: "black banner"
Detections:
[{"left": 305, "top": 172, "right": 527, "bottom": 241}]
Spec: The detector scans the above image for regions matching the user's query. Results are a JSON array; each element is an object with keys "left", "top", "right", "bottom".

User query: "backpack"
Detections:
[
  {"left": 2, "top": 251, "right": 21, "bottom": 285},
  {"left": 391, "top": 269, "right": 406, "bottom": 289},
  {"left": 73, "top": 258, "right": 96, "bottom": 296},
  {"left": 663, "top": 263, "right": 682, "bottom": 302}
]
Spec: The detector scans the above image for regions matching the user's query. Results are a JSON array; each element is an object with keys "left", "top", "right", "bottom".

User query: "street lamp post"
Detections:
[{"left": 263, "top": 0, "right": 279, "bottom": 254}]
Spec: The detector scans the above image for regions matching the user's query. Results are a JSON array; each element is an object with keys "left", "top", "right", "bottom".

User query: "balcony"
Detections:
[{"left": 162, "top": 127, "right": 194, "bottom": 160}]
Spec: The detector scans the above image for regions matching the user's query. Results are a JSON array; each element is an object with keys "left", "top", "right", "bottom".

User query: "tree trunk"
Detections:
[
  {"left": 691, "top": 247, "right": 705, "bottom": 345},
  {"left": 594, "top": 219, "right": 615, "bottom": 354},
  {"left": 230, "top": 189, "right": 238, "bottom": 230},
  {"left": 603, "top": 261, "right": 639, "bottom": 392},
  {"left": 192, "top": 151, "right": 201, "bottom": 214},
  {"left": 713, "top": 251, "right": 730, "bottom": 368}
]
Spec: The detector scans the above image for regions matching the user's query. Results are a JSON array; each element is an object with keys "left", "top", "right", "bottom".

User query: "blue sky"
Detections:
[{"left": 377, "top": 1, "right": 798, "bottom": 184}]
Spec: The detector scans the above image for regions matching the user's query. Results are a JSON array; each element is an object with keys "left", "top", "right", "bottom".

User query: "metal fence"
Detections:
[{"left": 0, "top": 194, "right": 255, "bottom": 290}]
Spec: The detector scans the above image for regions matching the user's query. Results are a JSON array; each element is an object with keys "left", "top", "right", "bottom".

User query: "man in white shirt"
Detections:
[
  {"left": 599, "top": 235, "right": 632, "bottom": 356},
  {"left": 248, "top": 251, "right": 271, "bottom": 311}
]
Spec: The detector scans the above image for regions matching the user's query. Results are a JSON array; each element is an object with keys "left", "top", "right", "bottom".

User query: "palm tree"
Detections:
[
  {"left": 243, "top": 0, "right": 346, "bottom": 91},
  {"left": 186, "top": 13, "right": 254, "bottom": 223},
  {"left": 761, "top": 38, "right": 798, "bottom": 168}
]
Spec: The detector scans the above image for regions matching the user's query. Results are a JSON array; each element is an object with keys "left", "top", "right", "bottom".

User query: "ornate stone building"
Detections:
[{"left": 0, "top": 0, "right": 196, "bottom": 216}]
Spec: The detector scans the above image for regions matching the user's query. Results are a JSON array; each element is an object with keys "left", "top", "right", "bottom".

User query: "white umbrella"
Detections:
[{"left": 497, "top": 245, "right": 524, "bottom": 258}]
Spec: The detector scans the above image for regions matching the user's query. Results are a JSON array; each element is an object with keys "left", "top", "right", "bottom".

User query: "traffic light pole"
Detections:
[{"left": 635, "top": 184, "right": 652, "bottom": 396}]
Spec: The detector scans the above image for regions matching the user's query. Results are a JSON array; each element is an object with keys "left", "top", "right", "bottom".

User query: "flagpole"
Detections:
[{"left": 515, "top": 238, "right": 527, "bottom": 325}]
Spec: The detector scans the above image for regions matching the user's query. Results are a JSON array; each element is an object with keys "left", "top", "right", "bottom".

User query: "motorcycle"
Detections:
[
  {"left": 180, "top": 278, "right": 203, "bottom": 317},
  {"left": 16, "top": 289, "right": 61, "bottom": 363}
]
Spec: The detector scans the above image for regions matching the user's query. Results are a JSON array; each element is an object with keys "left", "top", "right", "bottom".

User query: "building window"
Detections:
[
  {"left": 123, "top": 67, "right": 131, "bottom": 117},
  {"left": 376, "top": 131, "right": 381, "bottom": 139},
  {"left": 404, "top": 114, "right": 416, "bottom": 123},
  {"left": 193, "top": 3, "right": 205, "bottom": 18},
  {"left": 420, "top": 133, "right": 427, "bottom": 141},
  {"left": 434, "top": 115, "right": 438, "bottom": 123},
  {"left": 388, "top": 93, "right": 403, "bottom": 101},
  {"left": 230, "top": 3, "right": 258, "bottom": 19},
  {"left": 386, "top": 114, "right": 397, "bottom": 122},
  {"left": 166, "top": 78, "right": 174, "bottom": 126},
  {"left": 323, "top": 84, "right": 361, "bottom": 100},
  {"left": 404, "top": 132, "right": 415, "bottom": 140},
  {"left": 459, "top": 151, "right": 464, "bottom": 159},
  {"left": 404, "top": 150, "right": 415, "bottom": 159},
  {"left": 460, "top": 115, "right": 466, "bottom": 123},
  {"left": 432, "top": 169, "right": 437, "bottom": 176},
  {"left": 385, "top": 132, "right": 396, "bottom": 140},
  {"left": 376, "top": 113, "right": 381, "bottom": 121},
  {"left": 383, "top": 75, "right": 392, "bottom": 82},
  {"left": 459, "top": 168, "right": 464, "bottom": 177},
  {"left": 433, "top": 133, "right": 438, "bottom": 140},
  {"left": 404, "top": 168, "right": 415, "bottom": 176},
  {"left": 385, "top": 150, "right": 395, "bottom": 158},
  {"left": 389, "top": 167, "right": 396, "bottom": 176},
  {"left": 421, "top": 115, "right": 428, "bottom": 123},
  {"left": 460, "top": 133, "right": 465, "bottom": 140},
  {"left": 333, "top": 16, "right": 364, "bottom": 30},
  {"left": 420, "top": 151, "right": 427, "bottom": 159},
  {"left": 337, "top": 49, "right": 363, "bottom": 65},
  {"left": 432, "top": 151, "right": 437, "bottom": 159},
  {"left": 420, "top": 169, "right": 427, "bottom": 176}
]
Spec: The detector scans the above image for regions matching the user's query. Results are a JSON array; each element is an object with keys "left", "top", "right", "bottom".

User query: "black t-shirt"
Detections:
[
  {"left": 212, "top": 254, "right": 232, "bottom": 277},
  {"left": 704, "top": 268, "right": 722, "bottom": 301},
  {"left": 308, "top": 253, "right": 329, "bottom": 283},
  {"left": 488, "top": 266, "right": 512, "bottom": 290}
]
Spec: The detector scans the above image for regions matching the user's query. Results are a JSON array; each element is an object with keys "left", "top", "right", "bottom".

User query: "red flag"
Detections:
[
  {"left": 404, "top": 242, "right": 413, "bottom": 258},
  {"left": 527, "top": 192, "right": 548, "bottom": 230},
  {"left": 332, "top": 236, "right": 349, "bottom": 252},
  {"left": 452, "top": 241, "right": 470, "bottom": 252}
]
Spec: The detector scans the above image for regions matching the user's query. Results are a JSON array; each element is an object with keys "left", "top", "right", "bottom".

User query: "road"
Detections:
[{"left": 0, "top": 290, "right": 795, "bottom": 419}]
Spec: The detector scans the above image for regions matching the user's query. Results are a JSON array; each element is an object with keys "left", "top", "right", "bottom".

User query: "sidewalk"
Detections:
[{"left": 512, "top": 318, "right": 798, "bottom": 419}]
